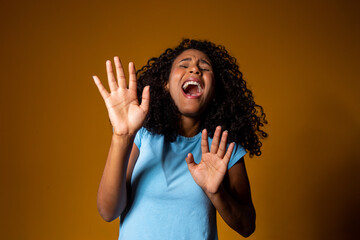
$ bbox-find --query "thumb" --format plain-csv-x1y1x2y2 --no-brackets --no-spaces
185,153,197,170
140,86,150,113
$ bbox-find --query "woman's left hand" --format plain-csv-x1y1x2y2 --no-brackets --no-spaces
185,126,235,195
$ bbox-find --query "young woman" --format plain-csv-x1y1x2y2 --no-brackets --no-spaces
93,39,267,239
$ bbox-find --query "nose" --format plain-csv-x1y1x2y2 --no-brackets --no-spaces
189,65,201,75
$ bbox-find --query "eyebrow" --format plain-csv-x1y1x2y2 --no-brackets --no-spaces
179,58,212,66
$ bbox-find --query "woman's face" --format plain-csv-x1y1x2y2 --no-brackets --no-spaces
166,49,215,118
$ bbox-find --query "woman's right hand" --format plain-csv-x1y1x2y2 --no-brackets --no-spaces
93,57,150,136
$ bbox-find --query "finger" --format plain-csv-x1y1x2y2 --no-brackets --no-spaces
128,62,137,92
217,130,229,158
93,75,110,100
114,56,127,88
185,153,197,169
139,86,150,113
223,142,235,166
201,129,209,153
106,60,118,92
210,126,222,154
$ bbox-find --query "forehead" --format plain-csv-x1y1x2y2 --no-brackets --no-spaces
174,49,211,63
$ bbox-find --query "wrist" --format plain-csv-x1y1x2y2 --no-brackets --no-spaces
111,132,136,144
205,184,225,200
111,125,140,139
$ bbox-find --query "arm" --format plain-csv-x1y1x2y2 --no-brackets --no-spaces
93,57,149,222
207,160,255,237
185,126,255,237
97,138,139,222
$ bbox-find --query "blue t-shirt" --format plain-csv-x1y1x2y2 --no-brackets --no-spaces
118,128,247,240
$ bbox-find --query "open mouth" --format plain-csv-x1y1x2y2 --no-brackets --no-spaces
182,81,203,97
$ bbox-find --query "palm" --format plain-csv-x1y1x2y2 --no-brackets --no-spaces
93,57,150,136
189,152,228,194
105,88,146,135
186,127,235,195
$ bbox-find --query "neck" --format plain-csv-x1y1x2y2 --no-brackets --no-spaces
179,116,201,137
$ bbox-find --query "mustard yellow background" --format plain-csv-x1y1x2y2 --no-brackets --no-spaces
1,0,359,239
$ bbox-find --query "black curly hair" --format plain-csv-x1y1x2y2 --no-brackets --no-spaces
136,39,267,157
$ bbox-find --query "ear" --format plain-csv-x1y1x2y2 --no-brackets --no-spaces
164,82,169,91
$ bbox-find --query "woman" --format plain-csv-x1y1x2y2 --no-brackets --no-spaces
93,39,267,239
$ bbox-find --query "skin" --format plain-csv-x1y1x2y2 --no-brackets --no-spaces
166,49,215,136
93,50,255,237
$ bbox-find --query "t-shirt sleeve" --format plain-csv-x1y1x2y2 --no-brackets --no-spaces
134,127,145,149
227,143,247,169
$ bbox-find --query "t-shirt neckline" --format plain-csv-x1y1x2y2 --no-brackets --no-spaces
176,131,202,142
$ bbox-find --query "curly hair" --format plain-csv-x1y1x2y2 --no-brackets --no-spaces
136,39,268,157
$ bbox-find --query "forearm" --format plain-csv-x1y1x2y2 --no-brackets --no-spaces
207,185,256,237
97,134,135,222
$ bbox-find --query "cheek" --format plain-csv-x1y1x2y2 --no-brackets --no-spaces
168,73,182,91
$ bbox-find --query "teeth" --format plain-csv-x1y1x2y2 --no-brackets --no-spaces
182,81,203,92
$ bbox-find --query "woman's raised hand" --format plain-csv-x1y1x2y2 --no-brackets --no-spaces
185,127,235,195
93,57,150,136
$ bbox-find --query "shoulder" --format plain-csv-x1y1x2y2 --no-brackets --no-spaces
134,127,150,148
228,142,247,169
134,127,166,149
